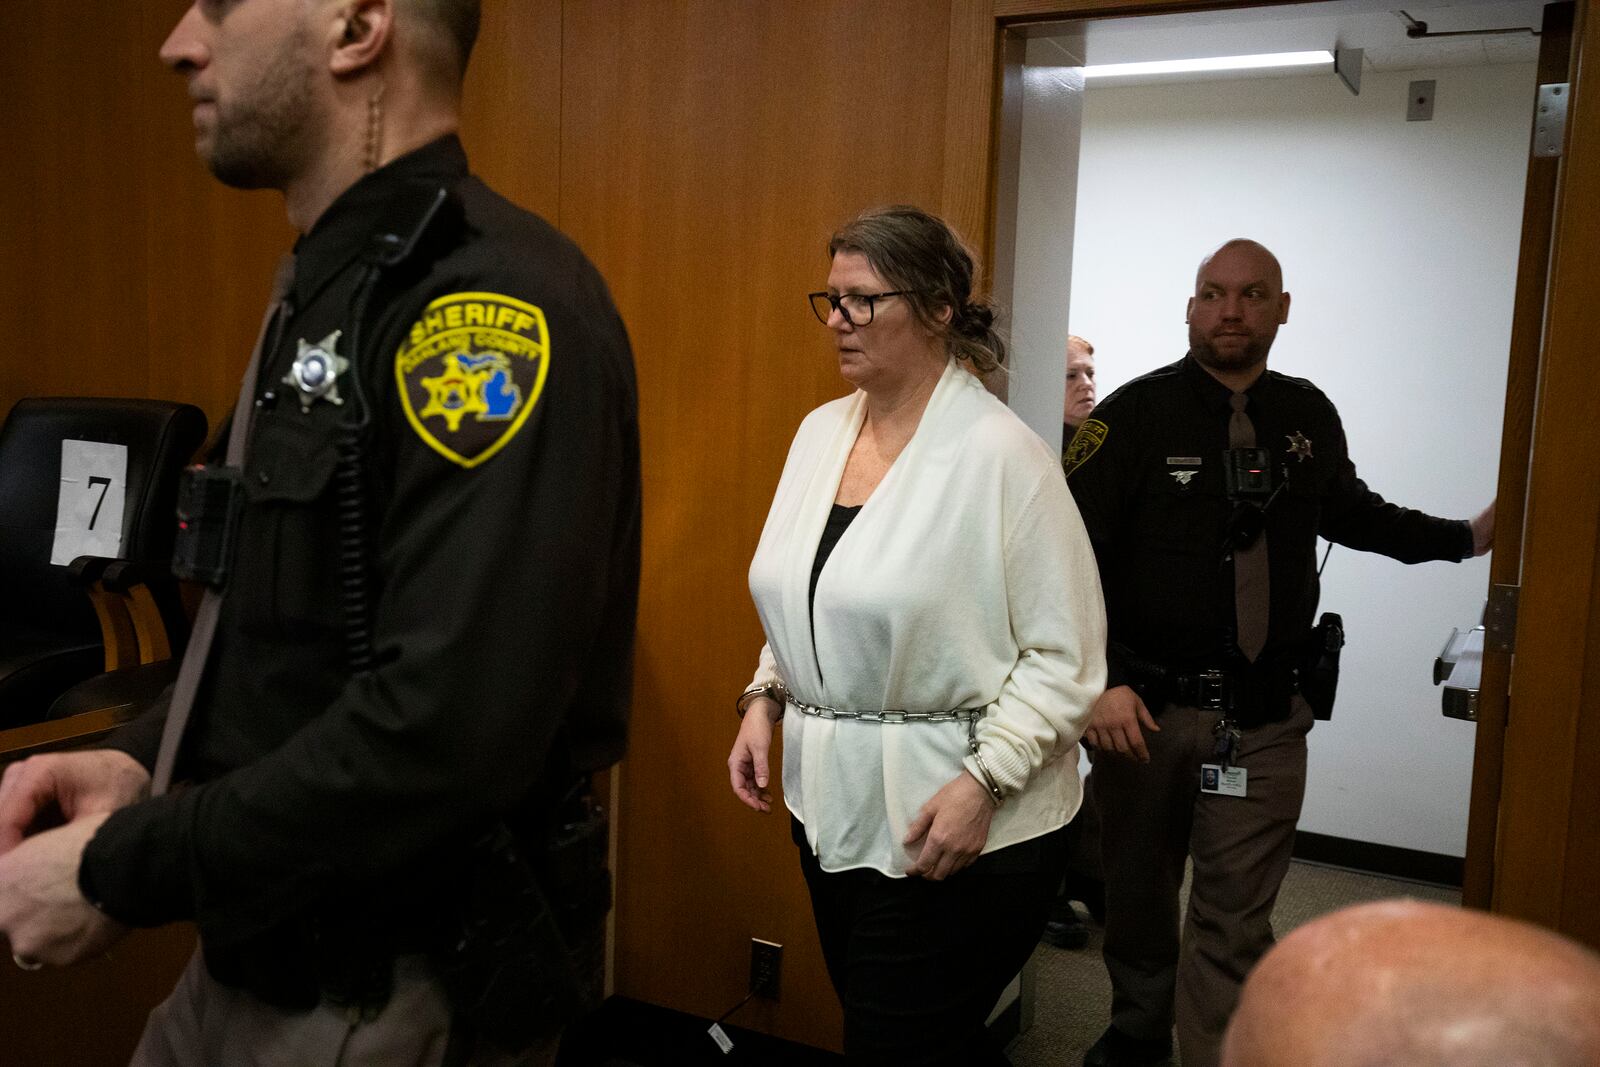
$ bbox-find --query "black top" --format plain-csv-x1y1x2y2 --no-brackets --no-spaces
810,502,862,615
84,136,641,1004
1067,354,1471,690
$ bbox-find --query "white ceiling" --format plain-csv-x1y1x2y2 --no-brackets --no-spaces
1062,0,1544,75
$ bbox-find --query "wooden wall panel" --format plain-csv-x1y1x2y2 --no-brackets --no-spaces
943,0,1001,250
0,3,153,411
0,926,194,1066
560,0,954,1049
459,0,563,220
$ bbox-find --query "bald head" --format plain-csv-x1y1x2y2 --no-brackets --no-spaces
1223,901,1600,1067
1196,239,1283,293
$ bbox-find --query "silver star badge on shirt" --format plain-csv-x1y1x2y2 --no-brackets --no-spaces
1286,431,1314,462
284,330,349,413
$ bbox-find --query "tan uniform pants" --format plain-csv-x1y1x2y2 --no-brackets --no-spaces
1090,696,1313,1067
129,949,560,1067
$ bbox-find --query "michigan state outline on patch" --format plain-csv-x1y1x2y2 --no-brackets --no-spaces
396,291,550,468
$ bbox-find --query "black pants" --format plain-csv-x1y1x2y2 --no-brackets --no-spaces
794,817,1067,1066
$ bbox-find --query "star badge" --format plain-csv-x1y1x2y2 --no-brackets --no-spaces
1286,430,1314,462
285,330,350,413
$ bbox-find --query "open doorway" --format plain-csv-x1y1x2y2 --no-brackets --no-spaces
1006,0,1537,868
994,2,1546,1058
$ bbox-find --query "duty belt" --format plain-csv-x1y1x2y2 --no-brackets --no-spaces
1114,645,1299,725
788,699,985,724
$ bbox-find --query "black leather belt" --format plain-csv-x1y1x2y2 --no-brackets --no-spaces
1170,669,1233,711
1115,645,1298,725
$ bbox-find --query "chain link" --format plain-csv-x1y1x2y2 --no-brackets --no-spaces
788,699,984,724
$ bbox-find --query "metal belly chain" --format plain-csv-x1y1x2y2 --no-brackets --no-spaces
788,700,1007,806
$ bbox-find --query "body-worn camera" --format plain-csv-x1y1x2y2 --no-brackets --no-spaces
172,465,244,588
1223,447,1274,500
1221,448,1280,556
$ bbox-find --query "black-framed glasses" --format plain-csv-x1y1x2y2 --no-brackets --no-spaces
808,290,915,326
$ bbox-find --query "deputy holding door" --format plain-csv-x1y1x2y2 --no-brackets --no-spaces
1067,239,1493,1067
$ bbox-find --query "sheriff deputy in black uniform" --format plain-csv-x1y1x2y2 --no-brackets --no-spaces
1064,239,1493,1067
0,3,639,1065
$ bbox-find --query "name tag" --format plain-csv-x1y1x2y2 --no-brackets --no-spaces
1201,764,1247,797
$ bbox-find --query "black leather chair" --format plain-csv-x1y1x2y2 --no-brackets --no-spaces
0,398,206,729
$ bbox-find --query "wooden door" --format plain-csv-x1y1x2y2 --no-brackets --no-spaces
1462,1,1573,910
1488,0,1600,944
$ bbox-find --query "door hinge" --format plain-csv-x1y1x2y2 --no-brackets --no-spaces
1485,583,1520,653
1534,83,1570,158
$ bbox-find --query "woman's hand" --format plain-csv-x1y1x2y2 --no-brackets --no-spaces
903,771,996,880
728,697,781,812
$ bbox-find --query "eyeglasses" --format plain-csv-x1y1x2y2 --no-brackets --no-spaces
808,290,915,326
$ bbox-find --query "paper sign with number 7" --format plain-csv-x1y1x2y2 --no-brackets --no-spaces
51,441,129,566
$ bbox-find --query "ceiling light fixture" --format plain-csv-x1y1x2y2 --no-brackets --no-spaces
1082,50,1335,80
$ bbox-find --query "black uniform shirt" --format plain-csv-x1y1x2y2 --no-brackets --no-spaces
81,136,640,994
1066,354,1471,689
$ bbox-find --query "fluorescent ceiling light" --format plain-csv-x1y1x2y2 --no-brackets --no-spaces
1082,50,1335,80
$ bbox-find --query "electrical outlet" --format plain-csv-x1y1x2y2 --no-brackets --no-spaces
749,938,783,999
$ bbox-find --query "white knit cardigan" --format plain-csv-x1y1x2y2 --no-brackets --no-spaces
747,358,1108,876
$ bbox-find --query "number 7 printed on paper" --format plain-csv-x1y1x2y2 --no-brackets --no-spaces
50,441,129,566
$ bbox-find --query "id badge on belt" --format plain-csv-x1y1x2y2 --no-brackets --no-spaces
1200,763,1247,797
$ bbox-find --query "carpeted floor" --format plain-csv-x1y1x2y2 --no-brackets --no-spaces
1007,860,1460,1065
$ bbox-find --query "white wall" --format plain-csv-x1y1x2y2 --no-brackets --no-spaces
1063,62,1535,855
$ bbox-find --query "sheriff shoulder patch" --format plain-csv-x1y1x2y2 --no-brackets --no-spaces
396,292,550,468
1061,418,1109,478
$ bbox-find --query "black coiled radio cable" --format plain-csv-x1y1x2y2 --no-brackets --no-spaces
331,186,449,675
335,264,383,674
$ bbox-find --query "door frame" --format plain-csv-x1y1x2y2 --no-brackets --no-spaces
939,0,1600,944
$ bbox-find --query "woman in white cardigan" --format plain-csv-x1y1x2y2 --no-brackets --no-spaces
727,206,1106,1065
